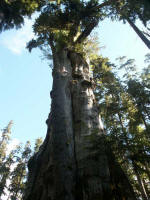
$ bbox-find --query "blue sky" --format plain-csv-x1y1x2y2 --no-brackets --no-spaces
0,17,149,146
100,19,149,68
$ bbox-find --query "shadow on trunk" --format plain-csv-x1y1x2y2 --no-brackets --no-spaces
23,50,137,200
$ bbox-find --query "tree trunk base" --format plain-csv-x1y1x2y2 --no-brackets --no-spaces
23,50,137,200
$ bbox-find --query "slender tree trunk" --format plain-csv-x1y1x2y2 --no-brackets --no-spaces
145,162,150,181
24,48,137,200
132,161,148,200
142,178,150,199
0,163,11,198
106,144,137,200
140,112,150,138
126,18,150,49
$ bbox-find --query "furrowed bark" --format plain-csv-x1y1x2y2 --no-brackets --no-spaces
69,51,111,200
24,49,76,200
24,48,137,200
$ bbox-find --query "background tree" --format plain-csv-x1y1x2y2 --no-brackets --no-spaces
0,121,13,197
33,137,43,153
8,142,32,200
92,54,150,199
0,122,43,200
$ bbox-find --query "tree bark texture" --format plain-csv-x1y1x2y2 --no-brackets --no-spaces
24,49,137,200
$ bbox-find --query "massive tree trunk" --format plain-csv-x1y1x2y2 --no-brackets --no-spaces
24,48,136,200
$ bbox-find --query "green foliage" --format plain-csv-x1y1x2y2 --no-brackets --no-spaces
8,141,32,200
26,0,105,54
92,54,150,199
34,137,43,153
0,121,13,161
1,0,150,51
0,123,43,200
0,0,42,32
0,121,15,197
106,0,150,26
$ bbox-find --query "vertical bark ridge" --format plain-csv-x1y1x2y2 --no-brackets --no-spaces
69,51,137,200
69,52,111,200
24,50,137,200
50,50,76,200
24,50,76,200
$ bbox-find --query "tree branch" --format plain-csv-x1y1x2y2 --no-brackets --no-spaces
143,31,150,38
96,0,113,10
74,0,113,44
74,20,98,44
126,17,150,50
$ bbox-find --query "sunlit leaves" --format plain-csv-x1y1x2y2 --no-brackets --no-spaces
92,54,150,198
0,0,42,32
